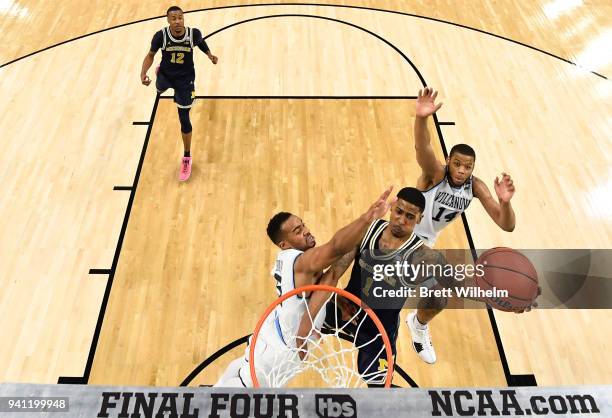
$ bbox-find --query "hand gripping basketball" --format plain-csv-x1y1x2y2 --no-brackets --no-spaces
475,248,540,313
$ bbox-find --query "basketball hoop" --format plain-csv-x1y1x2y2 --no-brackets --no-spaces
249,284,394,388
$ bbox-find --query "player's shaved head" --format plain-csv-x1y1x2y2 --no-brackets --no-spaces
396,187,426,213
449,143,476,160
167,6,183,15
267,212,293,244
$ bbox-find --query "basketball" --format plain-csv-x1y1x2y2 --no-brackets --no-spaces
475,247,539,312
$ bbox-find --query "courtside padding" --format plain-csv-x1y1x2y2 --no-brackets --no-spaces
0,383,609,417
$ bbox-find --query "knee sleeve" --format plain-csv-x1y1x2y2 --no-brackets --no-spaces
178,108,192,133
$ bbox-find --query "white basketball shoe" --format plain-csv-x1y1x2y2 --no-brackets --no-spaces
406,311,437,364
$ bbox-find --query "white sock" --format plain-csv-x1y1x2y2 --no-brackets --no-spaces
413,312,428,330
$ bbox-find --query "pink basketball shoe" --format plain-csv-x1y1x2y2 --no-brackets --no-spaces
179,157,192,181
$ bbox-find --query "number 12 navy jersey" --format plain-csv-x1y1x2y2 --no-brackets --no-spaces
150,27,207,80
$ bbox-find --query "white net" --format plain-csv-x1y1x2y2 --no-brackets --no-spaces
251,290,392,388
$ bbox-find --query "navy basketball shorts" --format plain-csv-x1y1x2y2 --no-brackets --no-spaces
323,299,398,382
156,71,195,109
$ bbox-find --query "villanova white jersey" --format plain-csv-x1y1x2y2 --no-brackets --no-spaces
414,168,474,246
268,249,326,347
219,248,324,387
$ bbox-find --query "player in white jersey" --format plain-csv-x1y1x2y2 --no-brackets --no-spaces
406,87,517,364
214,187,396,387
414,166,474,247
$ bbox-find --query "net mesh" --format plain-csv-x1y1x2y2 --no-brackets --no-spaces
253,291,392,388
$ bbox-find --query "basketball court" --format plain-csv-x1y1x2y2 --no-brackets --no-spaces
1,0,610,408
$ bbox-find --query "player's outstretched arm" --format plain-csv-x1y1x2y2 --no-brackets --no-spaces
295,249,356,348
140,50,155,86
414,87,445,184
473,174,516,232
294,187,396,281
308,247,357,318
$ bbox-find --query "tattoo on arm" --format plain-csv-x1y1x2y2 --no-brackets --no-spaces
332,249,356,280
410,246,457,288
411,246,446,266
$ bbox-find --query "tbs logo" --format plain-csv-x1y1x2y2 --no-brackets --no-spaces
315,394,356,418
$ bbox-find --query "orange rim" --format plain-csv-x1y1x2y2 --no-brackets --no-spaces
249,284,394,388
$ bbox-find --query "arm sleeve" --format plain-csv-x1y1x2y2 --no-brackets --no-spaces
192,28,211,53
150,30,163,52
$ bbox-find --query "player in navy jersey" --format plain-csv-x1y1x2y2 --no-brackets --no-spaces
297,188,535,386
140,6,218,181
318,187,452,385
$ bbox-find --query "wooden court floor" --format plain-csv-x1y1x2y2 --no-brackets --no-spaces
85,98,505,387
0,2,610,387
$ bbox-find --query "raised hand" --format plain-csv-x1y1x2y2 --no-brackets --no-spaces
494,172,515,203
416,87,443,118
366,186,396,221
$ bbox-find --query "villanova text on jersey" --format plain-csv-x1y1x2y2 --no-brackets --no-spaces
414,169,474,246
434,191,471,211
